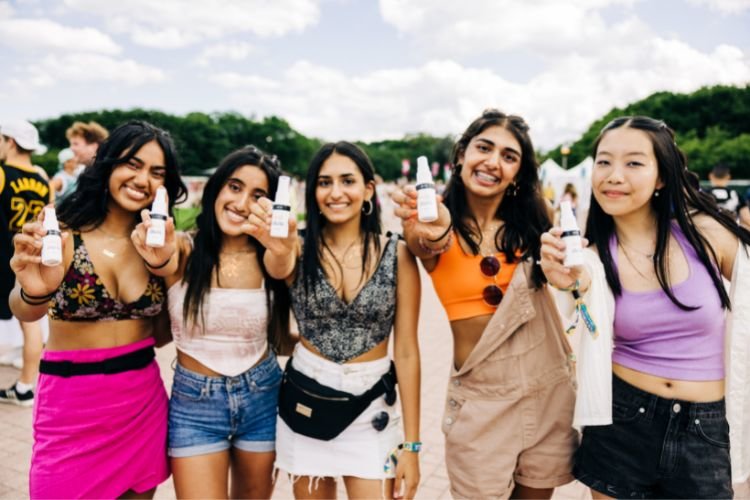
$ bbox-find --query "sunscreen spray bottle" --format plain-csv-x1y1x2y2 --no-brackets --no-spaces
41,207,62,266
270,176,291,238
416,156,438,222
146,187,168,248
560,201,584,267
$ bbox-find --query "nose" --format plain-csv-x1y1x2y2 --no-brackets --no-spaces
330,181,344,199
486,150,501,168
132,167,150,187
605,162,625,184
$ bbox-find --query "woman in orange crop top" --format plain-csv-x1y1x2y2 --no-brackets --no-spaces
9,121,187,499
393,109,577,499
133,146,294,499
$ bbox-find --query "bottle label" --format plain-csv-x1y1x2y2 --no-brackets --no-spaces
416,183,434,191
561,230,580,238
150,214,167,221
46,229,61,236
273,204,291,211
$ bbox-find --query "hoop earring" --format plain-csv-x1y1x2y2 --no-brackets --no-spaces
362,199,373,216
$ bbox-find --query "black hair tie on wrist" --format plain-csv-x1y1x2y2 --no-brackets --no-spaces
426,223,453,243
20,288,55,305
143,256,172,270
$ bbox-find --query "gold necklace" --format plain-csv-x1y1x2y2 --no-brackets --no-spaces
618,237,655,259
325,238,362,269
91,227,131,259
477,222,502,256
618,242,656,282
219,250,254,279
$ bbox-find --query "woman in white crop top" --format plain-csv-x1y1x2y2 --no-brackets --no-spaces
134,146,294,499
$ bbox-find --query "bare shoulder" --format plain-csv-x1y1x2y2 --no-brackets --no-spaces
692,213,738,252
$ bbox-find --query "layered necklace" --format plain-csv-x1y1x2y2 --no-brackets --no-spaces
219,249,254,279
93,226,131,259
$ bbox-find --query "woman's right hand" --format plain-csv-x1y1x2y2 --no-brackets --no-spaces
391,185,451,241
243,197,298,257
539,227,586,289
9,216,69,296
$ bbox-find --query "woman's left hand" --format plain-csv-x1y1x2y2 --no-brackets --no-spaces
393,450,420,499
242,197,298,257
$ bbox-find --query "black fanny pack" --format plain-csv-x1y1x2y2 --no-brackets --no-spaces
278,357,397,441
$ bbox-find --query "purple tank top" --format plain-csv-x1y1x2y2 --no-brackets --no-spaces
611,223,725,381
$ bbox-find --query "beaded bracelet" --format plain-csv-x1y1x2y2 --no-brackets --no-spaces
20,288,55,306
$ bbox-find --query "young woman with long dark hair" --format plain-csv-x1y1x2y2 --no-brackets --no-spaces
540,116,750,498
392,109,577,499
133,146,294,499
246,141,422,499
9,120,187,499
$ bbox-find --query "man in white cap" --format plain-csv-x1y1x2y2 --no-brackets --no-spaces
0,120,50,406
50,147,80,201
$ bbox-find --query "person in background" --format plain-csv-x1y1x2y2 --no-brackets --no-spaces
50,148,80,202
66,120,108,168
0,120,50,407
707,164,741,217
740,188,750,229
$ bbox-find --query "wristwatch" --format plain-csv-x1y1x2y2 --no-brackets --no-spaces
402,441,422,452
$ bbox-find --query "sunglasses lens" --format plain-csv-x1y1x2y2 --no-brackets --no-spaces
480,256,500,276
483,285,503,306
372,411,389,431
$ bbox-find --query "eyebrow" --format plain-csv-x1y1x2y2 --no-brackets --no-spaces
130,155,166,169
597,151,648,157
318,173,355,179
475,138,521,157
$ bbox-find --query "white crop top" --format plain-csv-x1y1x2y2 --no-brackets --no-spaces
168,281,268,376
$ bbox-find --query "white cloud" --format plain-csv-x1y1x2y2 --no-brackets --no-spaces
209,39,750,150
194,42,256,67
0,17,120,54
63,0,321,48
379,0,644,56
18,53,165,87
687,0,750,12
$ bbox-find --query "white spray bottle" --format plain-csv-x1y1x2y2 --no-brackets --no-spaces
560,201,584,267
416,156,438,222
41,207,62,266
270,176,291,238
146,187,168,248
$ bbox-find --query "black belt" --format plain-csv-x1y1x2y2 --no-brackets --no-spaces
39,345,155,377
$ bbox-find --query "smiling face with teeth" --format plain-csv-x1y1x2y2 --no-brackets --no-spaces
107,140,167,213
215,165,270,237
458,125,522,200
315,152,375,226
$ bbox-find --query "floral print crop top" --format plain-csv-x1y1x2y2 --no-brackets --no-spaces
47,232,165,321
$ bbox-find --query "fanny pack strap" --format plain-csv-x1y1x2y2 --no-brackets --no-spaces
286,356,397,403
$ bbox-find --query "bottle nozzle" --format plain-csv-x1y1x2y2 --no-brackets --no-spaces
416,156,432,184
152,186,168,214
43,207,59,230
560,201,578,230
275,176,291,205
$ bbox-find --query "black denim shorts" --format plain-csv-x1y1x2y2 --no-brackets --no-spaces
574,374,732,499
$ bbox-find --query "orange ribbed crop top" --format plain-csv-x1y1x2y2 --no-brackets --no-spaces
428,233,519,321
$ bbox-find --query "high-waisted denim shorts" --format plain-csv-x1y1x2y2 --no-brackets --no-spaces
574,374,732,499
168,352,283,458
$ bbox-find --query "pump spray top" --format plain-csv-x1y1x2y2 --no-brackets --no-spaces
41,207,62,266
270,176,291,238
416,156,438,222
146,187,168,248
560,201,584,267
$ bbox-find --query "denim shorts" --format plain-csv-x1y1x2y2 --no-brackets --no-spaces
574,374,732,499
168,352,283,458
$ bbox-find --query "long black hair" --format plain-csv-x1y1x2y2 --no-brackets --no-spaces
182,146,292,354
444,108,551,288
302,141,382,292
57,120,187,229
585,116,750,310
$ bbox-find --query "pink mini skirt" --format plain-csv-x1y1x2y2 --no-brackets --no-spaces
30,337,169,499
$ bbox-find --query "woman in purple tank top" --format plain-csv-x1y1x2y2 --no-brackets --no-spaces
540,116,750,499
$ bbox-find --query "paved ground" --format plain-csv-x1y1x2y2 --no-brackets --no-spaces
0,198,747,498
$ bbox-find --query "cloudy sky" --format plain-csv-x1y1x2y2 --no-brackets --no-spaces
1,0,748,150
